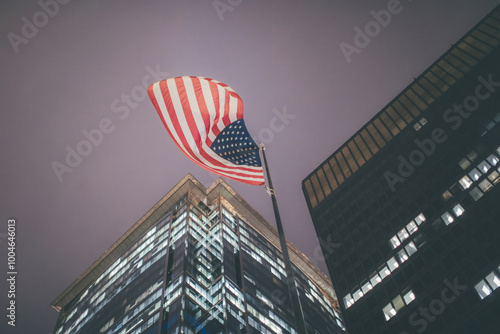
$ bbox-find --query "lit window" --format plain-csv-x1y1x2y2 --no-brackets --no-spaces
478,161,491,174
403,290,416,304
361,281,373,294
497,146,500,155
397,229,410,243
478,179,493,192
452,204,464,217
469,168,481,181
469,187,483,201
405,241,418,257
459,158,471,170
459,175,473,190
353,289,363,302
343,294,354,308
488,171,500,184
441,212,454,225
406,221,418,235
387,257,399,272
379,265,391,280
390,235,401,249
414,214,426,225
398,249,409,263
370,273,382,287
383,303,397,321
442,190,453,201
475,280,492,299
485,272,500,290
392,295,405,311
487,154,499,166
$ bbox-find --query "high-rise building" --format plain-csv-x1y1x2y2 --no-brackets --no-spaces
51,174,345,334
302,6,500,334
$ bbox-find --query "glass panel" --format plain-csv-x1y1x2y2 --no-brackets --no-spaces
459,158,471,170
414,213,426,225
451,48,478,67
386,106,407,130
488,170,500,184
399,94,422,117
410,83,434,106
392,100,416,123
348,141,366,167
370,272,382,287
437,59,463,80
336,152,352,179
475,280,492,299
459,175,473,190
390,235,401,249
329,156,345,184
387,257,399,272
353,289,363,302
452,204,465,217
304,179,318,208
402,89,426,114
342,146,359,173
315,168,331,197
354,135,373,160
379,111,400,136
444,53,470,73
431,66,456,86
406,221,418,235
360,129,380,154
403,291,416,305
464,35,493,54
469,187,483,201
310,174,325,204
468,168,482,181
361,281,373,295
478,161,491,174
478,179,493,192
397,228,410,243
398,249,409,263
343,294,354,308
405,241,418,257
424,71,449,94
379,265,391,280
458,41,486,60
486,272,500,290
383,303,396,321
441,212,454,225
373,118,393,142
393,295,405,311
322,164,338,191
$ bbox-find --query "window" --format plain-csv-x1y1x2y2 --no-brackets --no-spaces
415,214,426,225
343,294,354,308
382,290,416,321
387,257,399,272
398,249,409,263
441,212,454,225
459,158,471,170
406,221,418,234
452,204,465,217
488,170,500,184
478,161,491,174
478,179,493,192
487,154,499,166
469,168,481,181
361,281,373,294
397,229,410,243
459,175,473,190
486,272,500,290
370,272,382,287
353,289,363,302
379,265,391,280
390,235,401,249
475,280,492,299
405,242,418,257
469,187,484,201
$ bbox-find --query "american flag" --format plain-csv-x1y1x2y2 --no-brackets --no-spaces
148,76,265,185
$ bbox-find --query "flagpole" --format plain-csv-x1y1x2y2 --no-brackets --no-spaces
259,143,308,334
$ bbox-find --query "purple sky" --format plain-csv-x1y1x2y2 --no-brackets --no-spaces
1,0,500,333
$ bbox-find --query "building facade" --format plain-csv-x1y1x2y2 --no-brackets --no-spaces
51,174,345,334
302,6,500,334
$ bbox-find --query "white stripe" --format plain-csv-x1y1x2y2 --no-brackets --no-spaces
182,77,208,145
228,95,238,124
200,79,217,143
216,84,227,134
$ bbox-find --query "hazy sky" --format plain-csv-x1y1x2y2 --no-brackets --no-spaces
1,0,499,333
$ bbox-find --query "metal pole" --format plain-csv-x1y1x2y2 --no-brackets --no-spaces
259,144,308,334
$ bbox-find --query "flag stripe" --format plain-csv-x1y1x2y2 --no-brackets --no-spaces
148,77,265,185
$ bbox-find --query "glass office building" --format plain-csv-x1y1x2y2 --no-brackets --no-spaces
303,6,500,334
51,174,345,334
